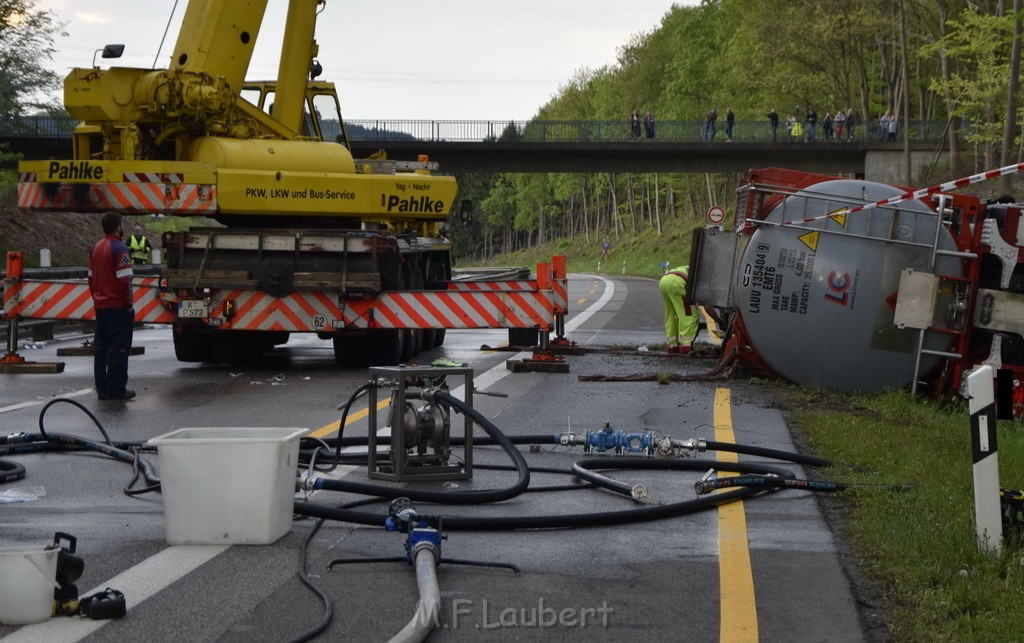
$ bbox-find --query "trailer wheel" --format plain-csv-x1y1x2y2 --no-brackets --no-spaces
173,324,211,362
420,328,436,351
332,334,367,367
508,328,539,347
433,329,446,347
368,329,404,366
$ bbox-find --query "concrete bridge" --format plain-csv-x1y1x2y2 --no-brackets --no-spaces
2,116,952,184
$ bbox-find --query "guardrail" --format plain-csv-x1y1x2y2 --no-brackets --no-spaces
3,115,960,145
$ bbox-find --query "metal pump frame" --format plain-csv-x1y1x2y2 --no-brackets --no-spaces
367,365,474,482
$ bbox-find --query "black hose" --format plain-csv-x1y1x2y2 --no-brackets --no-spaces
702,440,832,467
39,398,114,445
0,459,26,484
332,382,372,468
295,458,793,531
313,390,530,505
699,475,848,494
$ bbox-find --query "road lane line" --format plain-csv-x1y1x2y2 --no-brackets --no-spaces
1,545,228,643
309,399,391,439
3,275,622,642
0,388,94,414
714,387,758,642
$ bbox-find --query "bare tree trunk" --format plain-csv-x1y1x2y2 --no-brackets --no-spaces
899,0,912,183
626,175,638,233
607,173,621,238
1004,0,1022,191
654,174,663,235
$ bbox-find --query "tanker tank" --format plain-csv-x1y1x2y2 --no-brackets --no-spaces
734,178,964,392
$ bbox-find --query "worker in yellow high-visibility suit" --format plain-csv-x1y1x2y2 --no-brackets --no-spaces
659,265,699,354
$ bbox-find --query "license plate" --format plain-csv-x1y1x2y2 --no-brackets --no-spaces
177,299,210,318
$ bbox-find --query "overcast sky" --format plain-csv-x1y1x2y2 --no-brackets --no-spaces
36,0,684,121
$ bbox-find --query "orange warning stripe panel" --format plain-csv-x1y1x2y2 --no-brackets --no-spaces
208,289,556,332
17,182,216,215
122,172,185,183
448,280,533,292
3,278,175,324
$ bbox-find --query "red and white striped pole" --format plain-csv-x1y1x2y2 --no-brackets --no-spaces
968,365,1003,555
746,161,1024,231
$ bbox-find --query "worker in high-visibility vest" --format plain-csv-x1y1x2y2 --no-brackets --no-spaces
127,224,153,265
658,265,699,354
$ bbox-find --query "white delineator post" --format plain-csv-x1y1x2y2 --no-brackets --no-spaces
968,366,1002,555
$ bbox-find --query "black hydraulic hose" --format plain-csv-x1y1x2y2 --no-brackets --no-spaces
0,459,26,484
295,458,793,531
312,390,530,505
39,397,114,445
12,431,160,495
332,382,372,468
702,440,832,467
697,475,848,494
570,463,635,497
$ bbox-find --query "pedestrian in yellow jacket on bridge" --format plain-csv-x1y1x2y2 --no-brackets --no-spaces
659,266,699,354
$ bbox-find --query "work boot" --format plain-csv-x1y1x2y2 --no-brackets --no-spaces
678,345,691,355
100,390,136,401
666,345,680,354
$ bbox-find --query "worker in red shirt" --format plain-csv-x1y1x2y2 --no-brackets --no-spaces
659,265,699,354
88,212,136,400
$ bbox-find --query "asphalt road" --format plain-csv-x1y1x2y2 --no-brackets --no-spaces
0,274,868,642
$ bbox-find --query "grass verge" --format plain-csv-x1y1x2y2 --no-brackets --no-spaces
776,384,1024,640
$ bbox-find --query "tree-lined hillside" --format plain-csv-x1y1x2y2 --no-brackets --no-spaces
453,0,1024,261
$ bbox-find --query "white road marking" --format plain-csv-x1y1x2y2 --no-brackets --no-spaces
0,389,95,414
0,545,228,643
2,275,618,642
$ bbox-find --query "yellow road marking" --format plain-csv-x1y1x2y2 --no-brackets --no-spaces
309,399,391,439
577,297,588,304
714,387,758,642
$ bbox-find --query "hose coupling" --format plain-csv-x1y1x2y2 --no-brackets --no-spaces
672,438,705,452
2,432,31,445
694,468,717,495
654,437,676,458
630,484,663,505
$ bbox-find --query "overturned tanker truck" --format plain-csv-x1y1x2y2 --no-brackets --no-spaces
689,166,1024,412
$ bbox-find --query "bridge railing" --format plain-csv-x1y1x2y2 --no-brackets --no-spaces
3,114,957,145
344,118,955,144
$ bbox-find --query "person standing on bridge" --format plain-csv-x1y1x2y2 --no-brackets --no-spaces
833,109,846,141
127,223,153,265
630,110,641,139
659,266,699,354
725,108,735,142
768,108,779,141
703,108,717,142
845,108,857,141
88,212,136,401
644,111,656,140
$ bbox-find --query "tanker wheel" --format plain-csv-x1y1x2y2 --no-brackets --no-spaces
433,329,446,347
172,324,211,362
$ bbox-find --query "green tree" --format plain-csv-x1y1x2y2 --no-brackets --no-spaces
0,0,66,121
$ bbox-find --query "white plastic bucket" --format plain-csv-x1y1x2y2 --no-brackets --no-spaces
0,545,58,625
147,427,309,545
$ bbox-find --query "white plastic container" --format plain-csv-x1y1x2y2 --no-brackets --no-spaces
0,545,58,625
147,427,309,545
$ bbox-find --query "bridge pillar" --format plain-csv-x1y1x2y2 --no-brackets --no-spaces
863,150,934,186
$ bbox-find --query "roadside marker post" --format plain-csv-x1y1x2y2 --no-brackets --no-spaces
968,365,1003,555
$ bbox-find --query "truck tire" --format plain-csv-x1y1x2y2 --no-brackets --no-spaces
332,333,367,367
173,325,211,362
433,328,446,347
508,328,539,347
368,329,403,366
420,328,436,351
